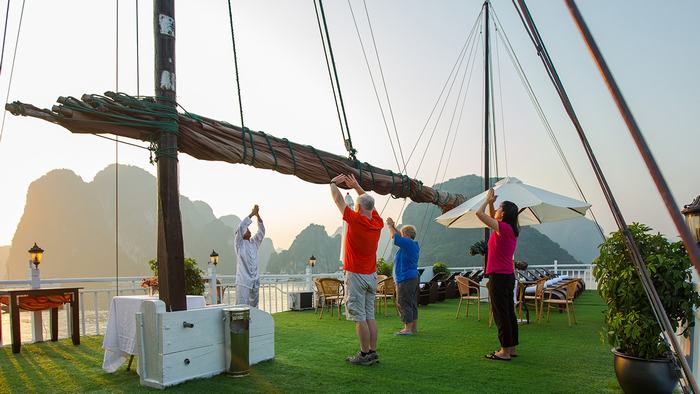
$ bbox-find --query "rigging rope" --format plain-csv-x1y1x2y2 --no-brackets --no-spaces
347,0,401,173
227,0,245,130
362,0,406,171
493,15,509,176
313,0,347,151
0,0,10,76
492,5,605,240
316,0,357,159
0,0,25,144
348,0,406,173
417,17,483,245
115,0,120,296
440,30,482,186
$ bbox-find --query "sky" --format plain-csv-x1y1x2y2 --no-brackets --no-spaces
0,0,698,252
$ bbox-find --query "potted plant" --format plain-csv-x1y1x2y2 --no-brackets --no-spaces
143,257,206,296
593,223,700,393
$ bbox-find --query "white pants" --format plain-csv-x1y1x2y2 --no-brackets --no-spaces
236,284,259,307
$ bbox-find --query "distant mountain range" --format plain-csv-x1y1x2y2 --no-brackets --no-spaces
4,165,276,279
2,166,602,279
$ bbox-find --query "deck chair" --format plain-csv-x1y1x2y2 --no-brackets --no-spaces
519,277,546,323
376,276,398,317
317,278,344,320
455,276,488,321
544,280,578,326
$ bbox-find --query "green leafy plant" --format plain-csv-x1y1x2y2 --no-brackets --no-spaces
433,262,449,278
469,240,488,256
147,257,206,296
593,223,700,359
377,258,394,277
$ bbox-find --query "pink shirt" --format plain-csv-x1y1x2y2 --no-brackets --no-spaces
486,221,517,275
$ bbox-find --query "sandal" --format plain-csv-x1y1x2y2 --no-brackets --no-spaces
484,351,511,361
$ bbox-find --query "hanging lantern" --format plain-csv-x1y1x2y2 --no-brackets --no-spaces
209,250,220,266
308,255,317,268
682,196,700,244
28,242,44,268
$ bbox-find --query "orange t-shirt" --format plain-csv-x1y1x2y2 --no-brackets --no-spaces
343,206,384,274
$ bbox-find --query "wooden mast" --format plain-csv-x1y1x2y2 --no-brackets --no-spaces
482,0,491,267
154,0,186,311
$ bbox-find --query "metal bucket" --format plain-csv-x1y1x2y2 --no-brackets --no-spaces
223,306,250,377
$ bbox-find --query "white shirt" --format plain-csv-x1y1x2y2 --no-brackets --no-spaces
235,216,265,289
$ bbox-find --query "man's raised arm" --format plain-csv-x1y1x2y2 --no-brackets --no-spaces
330,174,349,214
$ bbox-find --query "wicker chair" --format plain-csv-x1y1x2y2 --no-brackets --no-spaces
519,277,546,323
455,276,488,321
375,276,398,317
317,278,344,320
544,280,578,326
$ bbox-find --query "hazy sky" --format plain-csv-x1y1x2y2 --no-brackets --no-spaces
0,0,698,251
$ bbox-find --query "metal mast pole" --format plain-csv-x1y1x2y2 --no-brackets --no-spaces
483,0,492,267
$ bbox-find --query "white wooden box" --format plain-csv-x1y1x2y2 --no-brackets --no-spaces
135,301,274,389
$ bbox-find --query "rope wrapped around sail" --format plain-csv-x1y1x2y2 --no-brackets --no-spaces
6,92,466,212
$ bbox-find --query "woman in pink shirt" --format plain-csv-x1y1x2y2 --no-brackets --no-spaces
476,188,520,361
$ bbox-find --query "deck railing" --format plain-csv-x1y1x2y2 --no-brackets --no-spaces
439,263,597,290
0,272,343,338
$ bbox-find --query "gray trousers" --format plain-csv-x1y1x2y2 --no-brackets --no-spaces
396,277,420,324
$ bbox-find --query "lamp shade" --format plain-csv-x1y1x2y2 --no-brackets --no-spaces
309,255,317,267
209,250,219,265
682,196,700,244
28,243,44,266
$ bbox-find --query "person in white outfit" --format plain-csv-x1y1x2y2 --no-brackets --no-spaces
235,204,265,307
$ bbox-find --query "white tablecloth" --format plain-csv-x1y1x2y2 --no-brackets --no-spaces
102,295,206,372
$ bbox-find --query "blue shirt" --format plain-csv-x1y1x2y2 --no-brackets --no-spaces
393,234,420,284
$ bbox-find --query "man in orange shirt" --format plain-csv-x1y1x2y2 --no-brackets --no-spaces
330,173,383,366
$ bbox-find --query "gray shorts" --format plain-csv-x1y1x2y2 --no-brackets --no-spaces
344,271,377,321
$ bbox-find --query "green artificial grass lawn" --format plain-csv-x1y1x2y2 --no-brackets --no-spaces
0,291,620,393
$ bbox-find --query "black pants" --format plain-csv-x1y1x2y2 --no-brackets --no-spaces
487,273,519,348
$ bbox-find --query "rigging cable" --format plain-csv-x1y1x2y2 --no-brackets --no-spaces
0,0,10,76
316,0,356,159
416,17,482,245
0,0,25,144
135,0,140,96
376,8,483,217
347,0,402,173
227,0,245,130
493,12,509,176
313,0,348,154
115,0,120,296
512,1,699,391
491,5,605,239
362,0,406,171
440,32,483,186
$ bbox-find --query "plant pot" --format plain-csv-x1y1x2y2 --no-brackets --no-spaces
612,349,678,394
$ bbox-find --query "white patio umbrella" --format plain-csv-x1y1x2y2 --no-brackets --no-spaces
435,177,591,228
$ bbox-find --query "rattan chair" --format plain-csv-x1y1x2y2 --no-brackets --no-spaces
544,280,578,326
317,278,344,320
376,276,398,317
455,276,488,321
519,277,546,323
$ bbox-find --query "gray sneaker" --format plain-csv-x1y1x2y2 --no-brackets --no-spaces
367,351,379,364
346,351,375,366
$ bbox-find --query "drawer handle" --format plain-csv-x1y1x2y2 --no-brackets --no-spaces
183,321,194,328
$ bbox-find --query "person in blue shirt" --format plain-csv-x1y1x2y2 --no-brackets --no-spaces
386,217,420,336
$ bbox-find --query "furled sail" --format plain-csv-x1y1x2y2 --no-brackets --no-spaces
6,92,466,211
